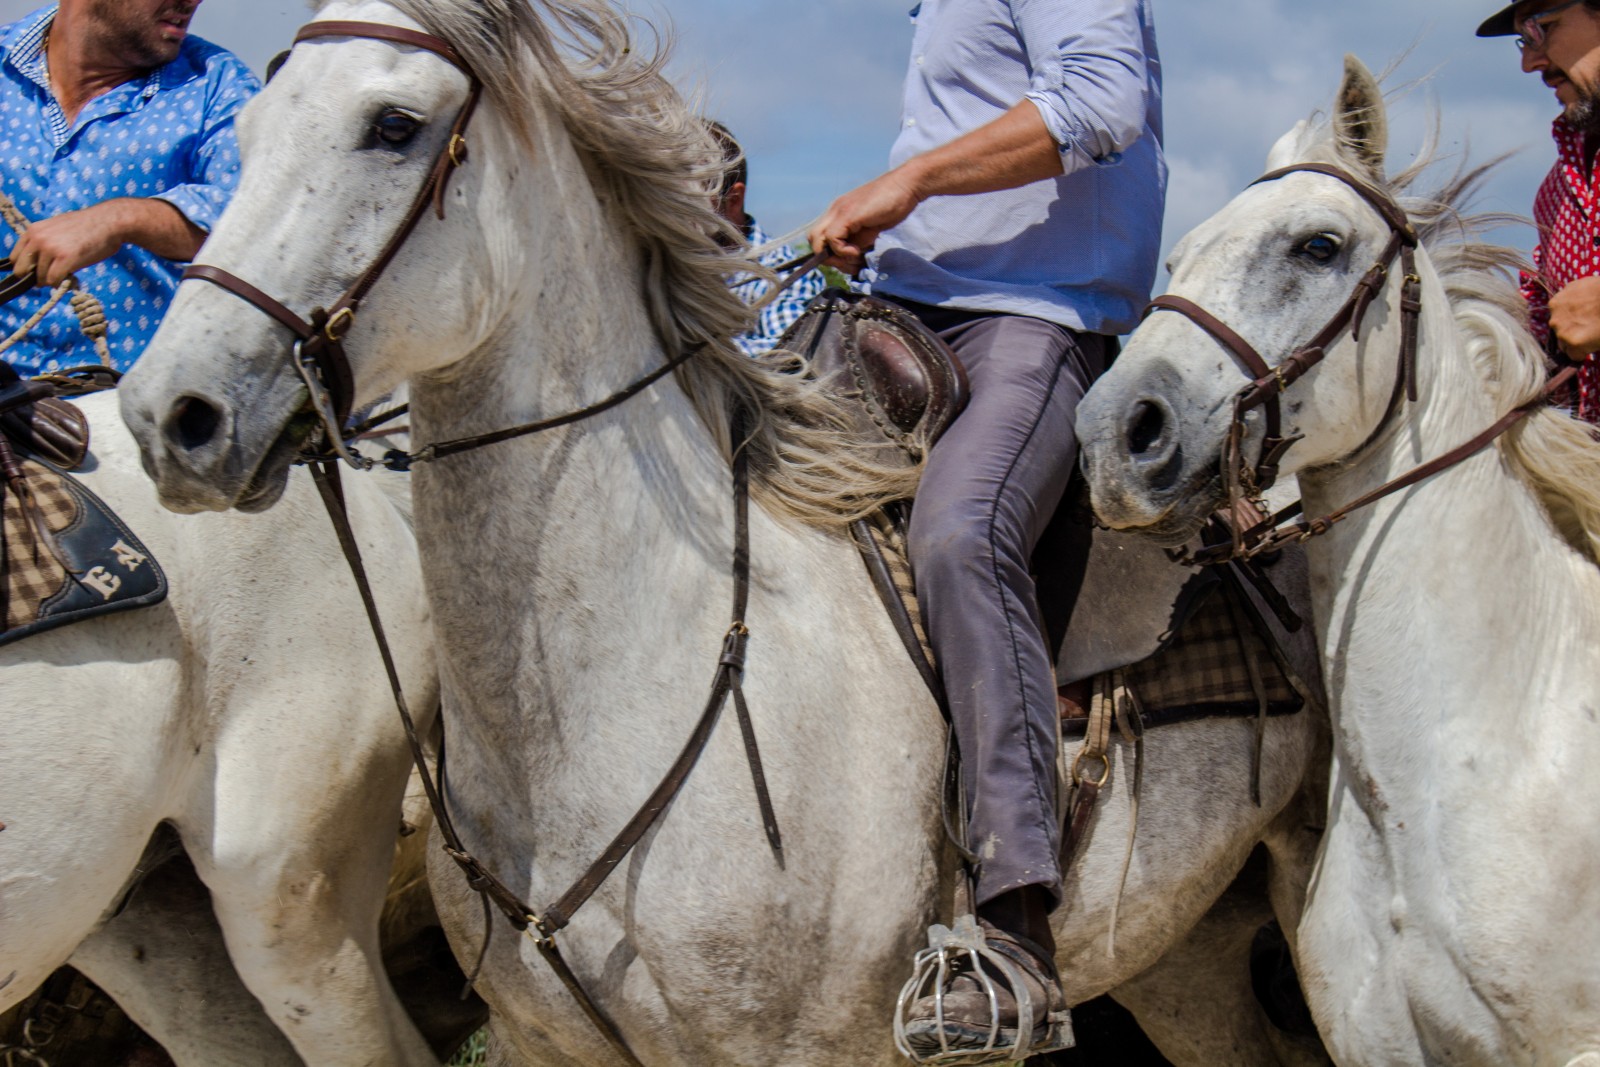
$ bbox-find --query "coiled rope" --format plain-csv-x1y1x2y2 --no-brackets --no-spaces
0,190,113,367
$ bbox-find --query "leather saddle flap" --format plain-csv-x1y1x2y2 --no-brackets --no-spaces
773,288,969,463
2,454,167,647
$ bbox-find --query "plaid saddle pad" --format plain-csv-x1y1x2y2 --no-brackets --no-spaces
2,455,166,647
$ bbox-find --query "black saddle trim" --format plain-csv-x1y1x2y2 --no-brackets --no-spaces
1,452,168,648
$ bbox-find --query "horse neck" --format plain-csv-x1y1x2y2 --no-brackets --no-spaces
1298,259,1600,742
405,116,740,731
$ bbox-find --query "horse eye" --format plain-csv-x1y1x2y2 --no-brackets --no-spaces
1297,234,1340,263
373,109,423,147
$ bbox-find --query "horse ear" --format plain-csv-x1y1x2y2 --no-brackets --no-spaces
1334,54,1387,180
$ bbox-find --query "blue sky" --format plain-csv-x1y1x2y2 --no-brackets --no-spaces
0,0,1558,266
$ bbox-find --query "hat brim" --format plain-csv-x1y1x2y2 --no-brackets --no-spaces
1477,4,1519,36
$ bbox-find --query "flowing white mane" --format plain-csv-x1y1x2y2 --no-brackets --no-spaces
375,0,922,529
1301,115,1600,563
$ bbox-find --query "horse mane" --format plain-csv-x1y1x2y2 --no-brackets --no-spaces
375,0,920,530
1303,114,1600,564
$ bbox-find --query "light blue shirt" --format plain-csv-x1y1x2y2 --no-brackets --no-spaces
0,4,258,375
864,0,1165,335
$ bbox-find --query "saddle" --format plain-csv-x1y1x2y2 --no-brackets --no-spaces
774,288,969,464
0,363,166,646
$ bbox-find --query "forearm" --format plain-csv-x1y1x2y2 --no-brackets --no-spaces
103,197,207,261
897,102,1064,201
7,197,206,286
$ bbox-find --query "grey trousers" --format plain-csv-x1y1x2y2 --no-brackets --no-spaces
894,299,1107,909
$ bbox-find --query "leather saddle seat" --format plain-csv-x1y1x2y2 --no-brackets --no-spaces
770,288,969,464
0,362,91,469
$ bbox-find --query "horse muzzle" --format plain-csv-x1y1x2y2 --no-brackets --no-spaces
1077,361,1228,543
119,360,309,513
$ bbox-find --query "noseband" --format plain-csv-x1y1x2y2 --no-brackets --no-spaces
182,21,483,465
1143,163,1424,563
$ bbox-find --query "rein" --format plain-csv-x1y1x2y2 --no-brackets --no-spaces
1143,163,1558,566
193,22,788,1065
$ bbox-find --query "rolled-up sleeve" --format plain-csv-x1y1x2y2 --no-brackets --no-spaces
152,54,258,235
1015,0,1152,174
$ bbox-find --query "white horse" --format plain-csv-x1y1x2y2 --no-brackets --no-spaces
0,389,442,1066
117,1,1327,1063
1078,56,1600,1066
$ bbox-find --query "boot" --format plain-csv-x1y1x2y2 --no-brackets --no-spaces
899,888,1070,1064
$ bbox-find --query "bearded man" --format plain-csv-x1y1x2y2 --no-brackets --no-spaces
0,0,257,375
1481,0,1600,419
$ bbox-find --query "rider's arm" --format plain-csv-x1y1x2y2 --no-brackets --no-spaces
7,198,205,286
7,49,259,287
148,49,260,247
808,0,1154,271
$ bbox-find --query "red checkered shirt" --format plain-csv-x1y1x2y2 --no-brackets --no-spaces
1524,116,1600,421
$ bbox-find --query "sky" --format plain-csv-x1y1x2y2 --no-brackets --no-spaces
0,0,1560,268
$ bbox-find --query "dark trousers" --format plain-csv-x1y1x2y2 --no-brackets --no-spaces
894,299,1107,909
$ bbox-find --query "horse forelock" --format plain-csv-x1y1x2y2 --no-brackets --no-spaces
1290,114,1600,564
334,0,917,531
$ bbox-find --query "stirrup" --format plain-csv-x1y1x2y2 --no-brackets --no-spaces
893,915,1074,1065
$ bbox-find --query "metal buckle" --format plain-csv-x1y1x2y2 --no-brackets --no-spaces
293,339,371,470
524,913,556,950
1070,750,1110,789
323,306,355,343
448,133,468,167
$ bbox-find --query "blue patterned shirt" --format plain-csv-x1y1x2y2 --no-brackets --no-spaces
731,218,825,356
0,5,258,375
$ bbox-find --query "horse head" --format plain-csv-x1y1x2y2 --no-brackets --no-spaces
119,0,552,513
1077,56,1426,544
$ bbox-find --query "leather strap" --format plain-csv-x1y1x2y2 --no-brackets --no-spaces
312,414,780,1067
0,269,35,308
294,20,469,68
387,344,705,469
183,265,313,340
183,21,482,427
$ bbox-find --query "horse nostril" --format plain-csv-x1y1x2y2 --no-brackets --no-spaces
168,395,223,452
1128,400,1167,457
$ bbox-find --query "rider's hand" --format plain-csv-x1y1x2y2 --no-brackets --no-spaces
1548,275,1600,359
7,202,130,287
807,167,924,276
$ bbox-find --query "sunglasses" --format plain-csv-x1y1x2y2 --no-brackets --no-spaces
1518,0,1587,51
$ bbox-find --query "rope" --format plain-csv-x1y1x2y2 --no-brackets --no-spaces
0,189,113,366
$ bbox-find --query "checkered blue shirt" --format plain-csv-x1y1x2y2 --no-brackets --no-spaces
0,5,258,375
730,218,825,356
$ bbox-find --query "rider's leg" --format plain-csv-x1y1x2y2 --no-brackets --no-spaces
897,304,1107,1051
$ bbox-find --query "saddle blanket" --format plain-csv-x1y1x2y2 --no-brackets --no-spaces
2,456,166,647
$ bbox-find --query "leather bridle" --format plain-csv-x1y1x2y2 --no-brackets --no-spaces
1144,162,1582,567
1144,164,1427,564
182,20,483,467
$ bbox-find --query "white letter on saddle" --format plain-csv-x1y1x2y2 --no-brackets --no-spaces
111,540,149,571
83,566,122,600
